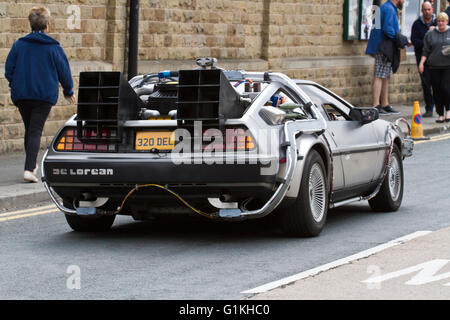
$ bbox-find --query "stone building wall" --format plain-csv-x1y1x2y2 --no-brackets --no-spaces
138,0,265,61
0,0,426,154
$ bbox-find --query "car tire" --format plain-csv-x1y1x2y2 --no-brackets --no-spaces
280,150,329,237
369,144,403,212
64,214,116,232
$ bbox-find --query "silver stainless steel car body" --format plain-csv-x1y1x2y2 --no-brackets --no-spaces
285,80,410,203
42,65,413,235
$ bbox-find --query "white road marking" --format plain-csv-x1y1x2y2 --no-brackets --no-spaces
241,230,432,294
362,259,450,286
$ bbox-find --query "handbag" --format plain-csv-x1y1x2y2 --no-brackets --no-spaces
442,45,450,56
378,35,394,62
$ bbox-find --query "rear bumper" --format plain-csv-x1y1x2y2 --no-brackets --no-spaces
43,152,280,207
43,153,278,186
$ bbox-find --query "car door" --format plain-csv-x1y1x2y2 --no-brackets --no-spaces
296,84,345,191
298,84,381,189
327,120,379,188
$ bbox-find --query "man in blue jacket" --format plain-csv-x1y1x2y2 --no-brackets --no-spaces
366,0,409,115
411,1,436,118
5,6,75,183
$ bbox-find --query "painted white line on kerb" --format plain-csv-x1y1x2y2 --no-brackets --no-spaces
241,230,432,294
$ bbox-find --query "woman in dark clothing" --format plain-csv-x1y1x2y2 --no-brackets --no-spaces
5,7,75,182
419,12,450,123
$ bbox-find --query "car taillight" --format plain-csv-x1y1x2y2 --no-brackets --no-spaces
202,128,256,151
231,133,255,151
55,128,117,152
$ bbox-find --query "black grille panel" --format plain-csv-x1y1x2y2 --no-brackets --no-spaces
76,72,142,143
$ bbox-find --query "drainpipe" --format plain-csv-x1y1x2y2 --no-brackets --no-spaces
128,0,139,80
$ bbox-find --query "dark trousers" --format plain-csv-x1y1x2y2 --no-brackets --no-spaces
419,65,434,113
429,68,450,117
17,100,52,171
415,55,434,113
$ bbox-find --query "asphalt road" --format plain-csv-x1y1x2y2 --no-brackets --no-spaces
0,136,449,300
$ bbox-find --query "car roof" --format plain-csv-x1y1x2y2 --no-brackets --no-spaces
293,79,321,86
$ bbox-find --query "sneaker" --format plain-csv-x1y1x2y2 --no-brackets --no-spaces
382,105,400,115
24,170,39,183
374,105,389,115
33,165,38,176
422,111,433,118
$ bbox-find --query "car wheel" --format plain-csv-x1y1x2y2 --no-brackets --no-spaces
280,150,328,237
369,144,403,212
64,214,116,232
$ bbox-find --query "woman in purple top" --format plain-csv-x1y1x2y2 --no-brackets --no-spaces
419,13,450,123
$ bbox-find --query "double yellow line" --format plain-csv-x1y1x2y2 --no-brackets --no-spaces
0,204,57,223
415,133,450,144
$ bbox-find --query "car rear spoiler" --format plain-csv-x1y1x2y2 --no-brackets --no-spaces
76,71,143,143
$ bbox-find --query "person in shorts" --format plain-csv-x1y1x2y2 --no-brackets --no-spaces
365,0,411,115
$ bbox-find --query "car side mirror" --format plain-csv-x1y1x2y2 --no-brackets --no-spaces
349,108,379,124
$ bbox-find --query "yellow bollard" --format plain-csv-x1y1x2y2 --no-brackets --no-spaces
410,101,429,140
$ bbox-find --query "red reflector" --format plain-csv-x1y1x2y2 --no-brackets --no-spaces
97,144,108,151
280,157,286,163
84,144,97,150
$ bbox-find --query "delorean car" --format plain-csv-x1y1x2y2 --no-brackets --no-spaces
42,58,413,236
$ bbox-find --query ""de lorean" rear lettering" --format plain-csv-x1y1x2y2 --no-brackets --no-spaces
52,168,113,176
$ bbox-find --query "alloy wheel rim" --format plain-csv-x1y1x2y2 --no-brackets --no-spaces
388,153,401,201
308,163,326,222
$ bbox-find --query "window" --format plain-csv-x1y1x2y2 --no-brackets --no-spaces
401,0,441,53
297,84,352,121
265,88,311,120
344,0,360,40
360,0,375,40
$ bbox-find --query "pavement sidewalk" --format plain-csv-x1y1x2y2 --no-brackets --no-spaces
247,226,450,300
0,104,447,211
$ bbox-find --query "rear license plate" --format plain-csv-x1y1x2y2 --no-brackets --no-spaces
135,131,175,150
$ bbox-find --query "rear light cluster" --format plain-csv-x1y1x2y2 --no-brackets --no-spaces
202,129,255,151
55,128,117,152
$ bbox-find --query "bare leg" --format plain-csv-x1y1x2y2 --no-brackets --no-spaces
381,78,389,107
372,77,382,107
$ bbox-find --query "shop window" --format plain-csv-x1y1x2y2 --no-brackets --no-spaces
401,0,440,53
347,0,440,45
